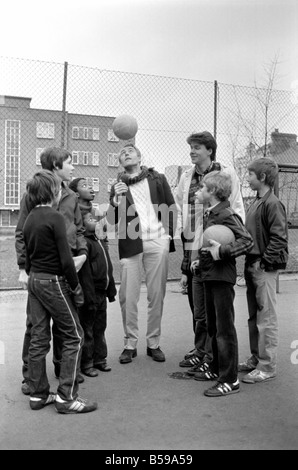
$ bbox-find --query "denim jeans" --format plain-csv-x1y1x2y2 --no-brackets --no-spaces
192,275,212,362
79,292,108,369
244,260,278,373
204,281,238,383
22,297,61,382
27,272,84,401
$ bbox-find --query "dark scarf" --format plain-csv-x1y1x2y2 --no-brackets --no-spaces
78,201,92,216
117,166,151,186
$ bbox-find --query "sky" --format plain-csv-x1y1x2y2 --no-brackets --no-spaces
0,0,298,91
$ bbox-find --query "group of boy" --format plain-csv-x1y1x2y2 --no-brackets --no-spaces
15,129,288,413
176,132,288,396
15,148,117,414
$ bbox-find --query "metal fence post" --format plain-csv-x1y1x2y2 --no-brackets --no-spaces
213,80,218,141
61,61,68,148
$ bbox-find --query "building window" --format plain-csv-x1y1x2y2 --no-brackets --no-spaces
107,153,119,167
107,128,119,142
36,148,44,165
85,177,99,192
93,128,100,140
36,122,55,139
107,178,117,192
72,151,79,165
83,152,88,165
92,178,99,192
92,152,99,166
5,120,20,205
72,126,100,140
72,127,79,139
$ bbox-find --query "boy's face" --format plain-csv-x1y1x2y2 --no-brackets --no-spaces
247,170,263,192
189,142,212,166
195,183,212,205
76,179,95,202
56,156,74,182
83,213,97,234
119,146,141,169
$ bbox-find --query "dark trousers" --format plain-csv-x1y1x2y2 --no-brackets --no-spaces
192,275,212,362
186,271,195,332
79,292,108,370
22,300,61,381
27,272,84,401
204,281,238,383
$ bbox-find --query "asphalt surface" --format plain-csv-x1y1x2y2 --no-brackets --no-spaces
0,276,298,451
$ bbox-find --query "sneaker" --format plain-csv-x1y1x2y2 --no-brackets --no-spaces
194,370,218,381
78,373,85,384
242,369,276,384
147,347,165,362
204,380,240,397
81,368,98,377
94,363,112,372
179,355,202,368
186,361,209,376
55,396,98,414
21,381,30,396
238,357,257,372
119,348,137,364
184,348,198,360
30,392,56,410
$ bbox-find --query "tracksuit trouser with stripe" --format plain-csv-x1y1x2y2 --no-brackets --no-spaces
27,272,84,401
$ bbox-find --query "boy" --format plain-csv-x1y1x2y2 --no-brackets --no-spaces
23,170,97,413
191,171,253,397
239,157,288,384
175,131,245,369
69,178,117,376
15,147,88,394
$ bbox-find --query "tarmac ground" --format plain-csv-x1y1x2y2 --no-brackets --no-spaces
0,275,298,451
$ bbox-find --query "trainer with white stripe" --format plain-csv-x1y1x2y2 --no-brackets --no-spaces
55,395,98,414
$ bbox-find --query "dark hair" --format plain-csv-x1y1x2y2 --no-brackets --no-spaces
26,170,61,207
202,171,232,201
247,157,278,187
40,147,72,171
186,131,217,160
68,177,86,193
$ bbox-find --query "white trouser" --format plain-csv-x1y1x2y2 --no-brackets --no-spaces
119,238,170,349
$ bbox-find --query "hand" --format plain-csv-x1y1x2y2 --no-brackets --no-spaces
179,274,188,289
190,260,200,273
71,283,84,307
114,182,128,197
202,239,221,260
73,254,87,272
18,270,29,290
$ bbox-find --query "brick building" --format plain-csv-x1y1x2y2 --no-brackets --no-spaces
0,95,131,231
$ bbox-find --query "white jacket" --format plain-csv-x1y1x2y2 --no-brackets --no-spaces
175,163,245,241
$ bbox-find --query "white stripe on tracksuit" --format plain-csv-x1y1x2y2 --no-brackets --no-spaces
56,277,83,400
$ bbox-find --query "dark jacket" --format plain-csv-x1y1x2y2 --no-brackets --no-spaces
107,168,177,259
79,234,117,308
199,201,254,284
15,183,88,269
246,189,288,271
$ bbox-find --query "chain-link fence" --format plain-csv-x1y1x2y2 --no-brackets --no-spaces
1,56,298,292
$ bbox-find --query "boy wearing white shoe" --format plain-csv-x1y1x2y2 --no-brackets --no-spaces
240,157,288,384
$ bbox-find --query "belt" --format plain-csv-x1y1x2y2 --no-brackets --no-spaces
30,272,65,281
